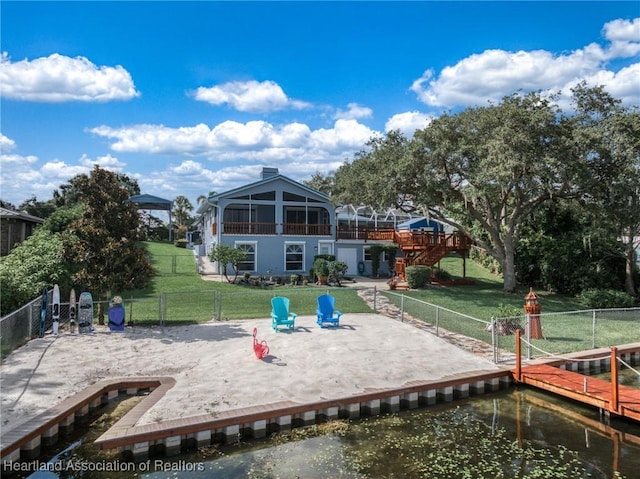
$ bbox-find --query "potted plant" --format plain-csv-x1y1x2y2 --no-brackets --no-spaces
313,257,330,285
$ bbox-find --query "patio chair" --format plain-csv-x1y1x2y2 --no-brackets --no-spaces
271,296,297,332
316,294,342,328
108,303,125,332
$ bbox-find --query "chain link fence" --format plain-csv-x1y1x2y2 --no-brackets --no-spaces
3,286,639,363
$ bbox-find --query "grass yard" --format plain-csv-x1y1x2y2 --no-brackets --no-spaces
118,242,371,324
114,242,639,357
400,255,585,320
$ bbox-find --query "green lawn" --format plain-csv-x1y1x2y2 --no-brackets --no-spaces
117,242,586,326
112,242,638,355
396,255,585,321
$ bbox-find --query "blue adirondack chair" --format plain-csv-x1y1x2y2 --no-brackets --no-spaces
108,304,125,332
316,294,342,328
271,296,297,332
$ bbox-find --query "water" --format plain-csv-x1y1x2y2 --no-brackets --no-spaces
5,370,639,479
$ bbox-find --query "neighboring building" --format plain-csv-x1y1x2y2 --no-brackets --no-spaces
396,216,450,234
195,168,336,276
0,207,44,256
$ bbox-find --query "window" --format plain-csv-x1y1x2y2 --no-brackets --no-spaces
364,246,386,262
283,191,307,202
285,243,304,271
235,242,256,271
318,241,333,256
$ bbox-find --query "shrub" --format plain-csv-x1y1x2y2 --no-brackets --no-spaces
405,265,431,289
174,238,188,248
290,274,299,285
577,289,635,309
328,260,348,286
313,257,330,278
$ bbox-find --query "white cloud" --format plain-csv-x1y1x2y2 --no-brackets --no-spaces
334,103,373,120
603,18,640,42
193,80,311,113
0,52,139,102
385,112,433,137
411,17,640,109
90,118,377,162
0,133,17,152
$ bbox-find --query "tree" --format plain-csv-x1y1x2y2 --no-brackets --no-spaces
515,200,625,295
303,172,336,198
570,83,640,297
18,196,57,219
0,228,70,315
208,244,247,283
172,195,193,239
336,92,579,292
53,171,140,207
62,166,153,322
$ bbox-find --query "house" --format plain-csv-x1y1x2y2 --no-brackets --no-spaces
193,168,471,279
0,207,44,256
195,168,336,276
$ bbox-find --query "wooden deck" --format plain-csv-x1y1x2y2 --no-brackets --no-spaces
516,364,640,422
514,331,640,422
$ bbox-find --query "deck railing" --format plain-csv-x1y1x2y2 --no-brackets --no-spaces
282,223,331,236
336,226,395,241
222,222,277,235
220,222,331,236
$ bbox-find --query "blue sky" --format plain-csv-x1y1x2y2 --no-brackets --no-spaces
1,1,639,212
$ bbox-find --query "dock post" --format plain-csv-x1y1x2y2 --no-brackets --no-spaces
611,346,619,414
515,329,521,382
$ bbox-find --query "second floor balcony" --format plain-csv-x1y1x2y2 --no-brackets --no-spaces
220,222,332,236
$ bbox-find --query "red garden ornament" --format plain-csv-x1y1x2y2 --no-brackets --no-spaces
253,328,269,359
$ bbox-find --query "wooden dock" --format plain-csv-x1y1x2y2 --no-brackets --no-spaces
514,330,640,422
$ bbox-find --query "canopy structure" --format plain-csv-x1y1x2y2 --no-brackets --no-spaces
126,194,174,241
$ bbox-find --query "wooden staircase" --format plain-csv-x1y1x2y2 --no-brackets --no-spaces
393,231,471,280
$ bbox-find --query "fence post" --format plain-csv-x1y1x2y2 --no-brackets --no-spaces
159,294,165,326
28,301,33,338
373,286,377,313
592,310,597,349
400,294,405,322
492,318,497,364
217,291,223,321
435,306,440,337
525,315,531,360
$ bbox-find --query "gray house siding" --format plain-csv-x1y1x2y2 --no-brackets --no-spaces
196,170,334,276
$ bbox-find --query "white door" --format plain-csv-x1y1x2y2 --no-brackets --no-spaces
336,247,358,276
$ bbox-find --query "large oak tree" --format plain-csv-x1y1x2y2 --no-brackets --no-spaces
336,92,581,293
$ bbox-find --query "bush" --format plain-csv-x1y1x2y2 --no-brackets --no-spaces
174,238,188,248
328,260,348,286
405,265,431,289
577,289,635,309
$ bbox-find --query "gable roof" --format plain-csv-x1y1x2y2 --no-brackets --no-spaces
208,174,330,203
0,207,44,224
126,194,173,211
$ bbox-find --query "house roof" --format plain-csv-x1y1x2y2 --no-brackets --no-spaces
196,174,330,215
0,207,44,223
126,194,173,211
